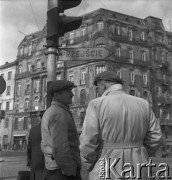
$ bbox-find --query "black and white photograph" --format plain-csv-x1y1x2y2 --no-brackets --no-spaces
0,0,172,179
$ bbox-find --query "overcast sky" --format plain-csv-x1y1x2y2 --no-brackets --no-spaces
0,0,172,66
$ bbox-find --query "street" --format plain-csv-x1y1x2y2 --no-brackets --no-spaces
0,150,172,180
0,150,88,180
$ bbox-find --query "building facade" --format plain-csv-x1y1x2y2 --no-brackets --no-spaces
0,61,16,149
5,8,172,148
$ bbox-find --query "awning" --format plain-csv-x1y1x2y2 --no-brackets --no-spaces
13,134,26,137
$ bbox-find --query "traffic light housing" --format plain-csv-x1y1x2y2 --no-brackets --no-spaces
47,0,82,47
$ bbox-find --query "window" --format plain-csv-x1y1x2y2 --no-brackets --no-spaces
28,43,32,55
8,71,12,80
116,47,121,57
97,21,104,30
6,102,10,111
14,118,18,130
80,89,86,104
27,63,31,72
56,74,61,80
19,46,23,56
130,70,135,83
114,24,120,35
81,68,87,80
129,89,135,96
0,103,2,110
95,65,106,74
15,100,20,111
128,28,133,41
6,86,10,95
69,74,74,82
25,98,30,109
34,96,39,110
1,73,4,78
143,91,148,99
37,59,41,69
16,83,21,96
129,49,134,63
43,77,47,91
160,52,164,63
96,43,105,47
23,117,28,130
141,51,146,62
143,72,148,85
57,61,64,68
35,79,40,93
4,118,9,128
81,26,86,36
18,65,22,74
141,31,145,41
117,70,121,78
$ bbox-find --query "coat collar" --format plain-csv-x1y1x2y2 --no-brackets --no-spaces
51,100,71,113
102,84,125,97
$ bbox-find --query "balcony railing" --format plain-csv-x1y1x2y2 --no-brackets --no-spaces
15,71,31,79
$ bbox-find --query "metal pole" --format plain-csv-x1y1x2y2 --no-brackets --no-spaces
46,0,59,108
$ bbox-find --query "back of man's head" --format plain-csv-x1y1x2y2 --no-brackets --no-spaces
93,70,123,86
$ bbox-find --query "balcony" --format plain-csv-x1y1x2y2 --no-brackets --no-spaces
160,119,172,126
15,71,31,80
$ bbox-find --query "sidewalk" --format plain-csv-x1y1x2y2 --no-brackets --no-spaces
0,156,28,180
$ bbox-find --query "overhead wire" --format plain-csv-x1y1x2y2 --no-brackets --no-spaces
28,0,39,31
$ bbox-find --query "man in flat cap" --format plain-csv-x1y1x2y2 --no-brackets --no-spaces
41,80,81,180
80,71,162,180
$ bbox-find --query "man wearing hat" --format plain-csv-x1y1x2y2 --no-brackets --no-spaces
80,71,162,180
41,80,81,180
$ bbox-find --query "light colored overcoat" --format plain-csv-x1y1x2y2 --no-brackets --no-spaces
80,84,162,180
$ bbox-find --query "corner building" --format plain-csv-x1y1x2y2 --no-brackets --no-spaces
13,8,172,149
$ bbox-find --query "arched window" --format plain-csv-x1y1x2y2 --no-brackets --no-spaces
143,91,148,99
129,89,135,96
18,65,22,74
80,89,86,104
94,36,106,47
25,98,30,109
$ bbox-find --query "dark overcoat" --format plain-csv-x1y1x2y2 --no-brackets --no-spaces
27,123,44,180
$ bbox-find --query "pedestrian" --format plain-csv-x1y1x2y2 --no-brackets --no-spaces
27,122,45,180
80,71,163,180
41,80,81,180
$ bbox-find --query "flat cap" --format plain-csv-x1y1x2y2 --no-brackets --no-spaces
48,80,76,94
93,71,123,86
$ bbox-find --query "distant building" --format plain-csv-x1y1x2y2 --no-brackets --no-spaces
2,8,172,148
0,61,16,149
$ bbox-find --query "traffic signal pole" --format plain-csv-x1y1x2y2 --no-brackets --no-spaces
46,0,82,108
46,0,59,108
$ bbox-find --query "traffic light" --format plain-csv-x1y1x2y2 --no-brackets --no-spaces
47,0,82,47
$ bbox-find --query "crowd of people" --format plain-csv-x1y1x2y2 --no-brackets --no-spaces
27,70,168,180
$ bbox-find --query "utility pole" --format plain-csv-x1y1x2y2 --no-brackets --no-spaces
46,0,82,108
